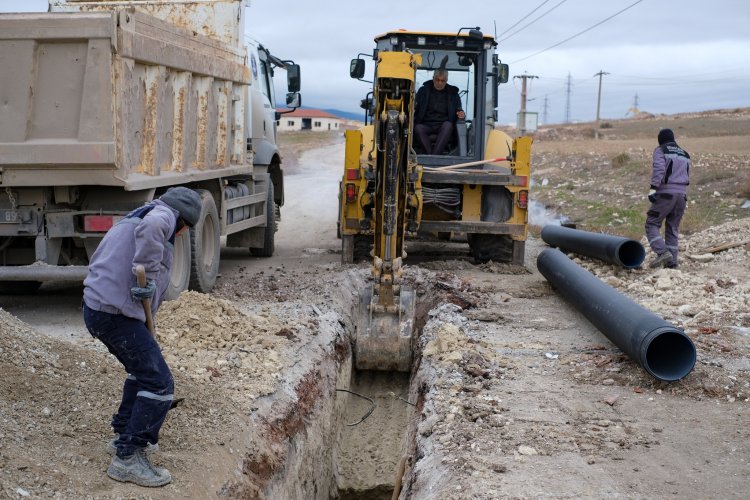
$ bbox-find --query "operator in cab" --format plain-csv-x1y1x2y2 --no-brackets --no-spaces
414,68,465,155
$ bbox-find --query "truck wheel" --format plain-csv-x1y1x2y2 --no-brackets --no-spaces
468,234,513,264
189,189,220,293
250,181,275,257
165,229,191,300
0,281,42,294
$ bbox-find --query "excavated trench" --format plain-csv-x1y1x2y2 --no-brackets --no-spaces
258,277,437,499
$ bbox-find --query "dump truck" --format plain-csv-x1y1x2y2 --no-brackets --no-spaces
340,28,531,371
0,0,301,297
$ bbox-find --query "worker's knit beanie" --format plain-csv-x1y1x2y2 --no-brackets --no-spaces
159,187,202,227
658,128,675,145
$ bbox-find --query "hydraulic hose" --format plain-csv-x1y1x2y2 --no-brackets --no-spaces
541,225,645,269
537,248,696,382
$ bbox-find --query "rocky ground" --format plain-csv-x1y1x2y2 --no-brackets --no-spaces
1,109,749,498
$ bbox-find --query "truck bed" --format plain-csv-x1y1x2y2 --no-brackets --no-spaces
0,9,252,190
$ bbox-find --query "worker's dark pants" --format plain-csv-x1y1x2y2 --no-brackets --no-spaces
415,121,454,155
645,192,687,266
83,303,174,458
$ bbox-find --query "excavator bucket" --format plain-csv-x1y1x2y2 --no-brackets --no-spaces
355,284,415,372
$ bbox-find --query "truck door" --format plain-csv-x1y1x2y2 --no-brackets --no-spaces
248,44,278,167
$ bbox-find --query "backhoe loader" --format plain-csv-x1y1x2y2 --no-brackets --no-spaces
339,28,531,372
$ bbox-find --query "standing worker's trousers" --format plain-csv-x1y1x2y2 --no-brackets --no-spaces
645,192,687,267
83,303,174,458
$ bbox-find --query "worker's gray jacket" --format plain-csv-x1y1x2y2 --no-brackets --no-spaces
650,142,690,195
83,200,178,322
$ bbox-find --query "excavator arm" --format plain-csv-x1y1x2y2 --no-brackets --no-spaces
354,51,422,372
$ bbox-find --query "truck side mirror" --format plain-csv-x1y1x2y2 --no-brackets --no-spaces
286,64,301,93
350,58,365,79
286,92,301,109
497,63,509,84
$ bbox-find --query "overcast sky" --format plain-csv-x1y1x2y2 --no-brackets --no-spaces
4,0,749,124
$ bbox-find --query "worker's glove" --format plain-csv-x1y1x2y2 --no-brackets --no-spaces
648,189,657,203
130,280,156,300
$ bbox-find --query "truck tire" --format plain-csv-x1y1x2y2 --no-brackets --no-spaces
250,181,275,257
189,189,220,293
468,233,514,263
165,229,191,300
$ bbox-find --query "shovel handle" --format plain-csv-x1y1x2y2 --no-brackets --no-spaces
135,265,156,337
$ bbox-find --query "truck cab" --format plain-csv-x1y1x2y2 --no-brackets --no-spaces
245,40,301,211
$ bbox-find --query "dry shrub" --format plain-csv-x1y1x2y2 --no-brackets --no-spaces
611,153,630,168
600,122,613,129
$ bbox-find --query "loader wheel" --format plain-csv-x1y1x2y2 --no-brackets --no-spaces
250,181,275,257
189,189,220,293
165,229,191,300
341,235,371,264
353,235,372,262
468,234,513,263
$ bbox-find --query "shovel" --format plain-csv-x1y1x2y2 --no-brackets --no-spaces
134,265,156,337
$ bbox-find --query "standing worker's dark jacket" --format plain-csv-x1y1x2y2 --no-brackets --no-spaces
414,80,462,125
651,142,691,196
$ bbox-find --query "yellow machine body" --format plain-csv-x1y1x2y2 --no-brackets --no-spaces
340,29,531,371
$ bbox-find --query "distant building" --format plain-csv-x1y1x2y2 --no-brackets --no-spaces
276,108,341,132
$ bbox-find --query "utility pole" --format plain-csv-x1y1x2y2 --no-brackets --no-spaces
594,70,609,138
514,73,538,135
542,95,549,125
564,73,572,124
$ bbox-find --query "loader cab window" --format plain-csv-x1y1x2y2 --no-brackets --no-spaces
413,51,478,159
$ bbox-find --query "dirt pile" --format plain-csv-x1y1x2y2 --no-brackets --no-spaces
157,291,293,404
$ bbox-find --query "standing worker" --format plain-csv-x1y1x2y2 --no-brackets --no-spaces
646,128,691,268
82,187,202,487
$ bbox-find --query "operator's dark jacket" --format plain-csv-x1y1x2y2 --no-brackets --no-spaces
414,80,462,125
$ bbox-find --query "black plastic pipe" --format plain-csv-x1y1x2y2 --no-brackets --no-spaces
541,225,646,269
537,248,696,382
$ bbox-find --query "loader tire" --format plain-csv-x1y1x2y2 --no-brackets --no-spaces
165,230,191,300
250,181,275,257
353,235,372,263
189,189,220,293
468,233,513,264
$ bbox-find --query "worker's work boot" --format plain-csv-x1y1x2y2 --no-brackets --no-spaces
106,434,158,455
107,448,172,487
649,252,672,269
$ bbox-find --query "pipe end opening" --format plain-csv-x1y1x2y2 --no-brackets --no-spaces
617,240,646,269
644,330,696,382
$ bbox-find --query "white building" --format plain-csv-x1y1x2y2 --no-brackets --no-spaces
276,108,341,132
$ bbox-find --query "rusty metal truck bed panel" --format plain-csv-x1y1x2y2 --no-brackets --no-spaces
0,10,251,189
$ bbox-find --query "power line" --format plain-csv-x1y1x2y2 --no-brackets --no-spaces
497,0,552,38
497,0,568,44
510,0,645,64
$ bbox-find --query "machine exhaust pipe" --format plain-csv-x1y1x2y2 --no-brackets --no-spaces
537,248,696,382
541,225,645,269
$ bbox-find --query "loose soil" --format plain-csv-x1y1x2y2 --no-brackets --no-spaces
1,109,749,499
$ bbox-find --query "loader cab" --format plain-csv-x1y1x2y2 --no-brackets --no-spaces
370,29,507,168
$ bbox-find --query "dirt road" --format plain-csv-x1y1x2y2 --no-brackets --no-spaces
1,117,749,499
